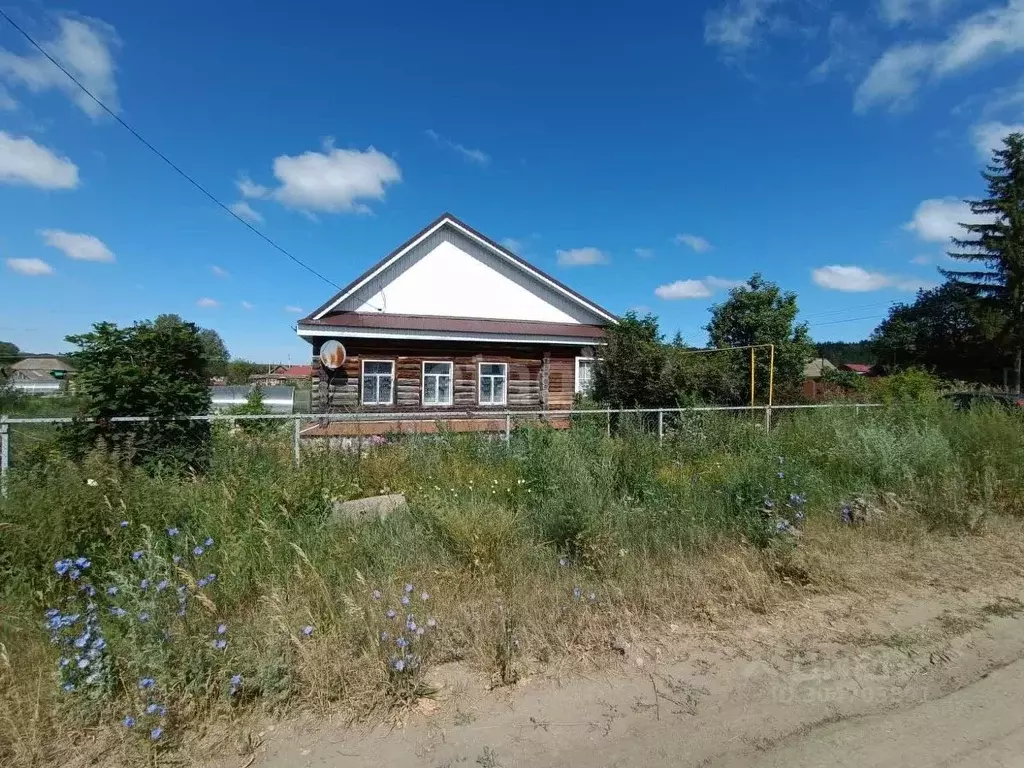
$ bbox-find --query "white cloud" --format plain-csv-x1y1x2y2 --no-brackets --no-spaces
674,233,713,252
879,0,959,26
904,197,993,243
555,247,609,267
284,305,304,313
500,237,523,253
211,265,229,278
812,265,932,292
0,131,79,189
655,279,713,300
196,297,219,308
236,176,270,199
972,121,1024,158
240,301,254,310
634,247,655,259
856,0,1024,112
229,200,263,224
269,141,401,214
40,230,114,262
425,129,490,166
6,257,54,276
654,275,742,300
704,0,780,53
0,16,119,119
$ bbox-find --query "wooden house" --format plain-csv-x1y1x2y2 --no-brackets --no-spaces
297,214,617,434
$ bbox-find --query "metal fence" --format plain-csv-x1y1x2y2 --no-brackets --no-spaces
0,403,880,497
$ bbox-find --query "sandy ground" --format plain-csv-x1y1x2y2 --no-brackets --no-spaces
208,580,1024,768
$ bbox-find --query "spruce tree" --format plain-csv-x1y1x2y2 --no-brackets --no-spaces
942,133,1024,390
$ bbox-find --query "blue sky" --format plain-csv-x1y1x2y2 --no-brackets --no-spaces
1,0,1021,362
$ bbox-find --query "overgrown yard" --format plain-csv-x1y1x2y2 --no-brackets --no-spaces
2,404,1024,766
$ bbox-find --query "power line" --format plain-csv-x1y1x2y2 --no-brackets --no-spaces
0,9,340,291
808,315,884,327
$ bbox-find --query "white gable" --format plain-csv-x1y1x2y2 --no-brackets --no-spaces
333,223,607,324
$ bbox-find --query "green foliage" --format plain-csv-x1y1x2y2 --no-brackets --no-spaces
59,319,213,472
705,273,815,402
871,282,1006,382
225,359,264,385
941,132,1024,388
815,340,874,365
592,311,672,407
869,368,944,404
225,387,277,437
154,314,230,378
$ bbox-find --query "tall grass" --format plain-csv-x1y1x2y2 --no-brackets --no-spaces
2,403,1024,764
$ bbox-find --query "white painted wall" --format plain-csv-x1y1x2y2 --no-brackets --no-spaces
349,238,585,323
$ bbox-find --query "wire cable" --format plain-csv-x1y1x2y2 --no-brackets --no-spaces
0,8,340,291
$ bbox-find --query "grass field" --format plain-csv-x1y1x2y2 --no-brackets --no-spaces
2,402,1024,765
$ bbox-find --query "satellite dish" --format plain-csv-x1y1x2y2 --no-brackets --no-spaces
319,340,346,370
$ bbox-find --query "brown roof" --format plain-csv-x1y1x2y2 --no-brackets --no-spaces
303,213,618,324
301,312,606,339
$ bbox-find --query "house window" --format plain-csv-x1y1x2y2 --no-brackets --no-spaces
575,357,595,395
478,362,507,405
361,360,394,405
422,361,453,406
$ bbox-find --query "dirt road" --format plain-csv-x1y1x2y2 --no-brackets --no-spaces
225,586,1024,768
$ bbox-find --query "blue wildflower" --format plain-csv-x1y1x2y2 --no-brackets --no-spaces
59,657,70,668
421,592,429,602
122,715,136,728
140,578,150,591
788,493,806,507
172,555,181,565
407,619,418,632
400,595,410,606
106,586,118,596
156,580,169,591
391,657,406,672
404,584,414,593
145,703,167,716
138,677,156,690
131,551,144,562
212,639,227,650
777,471,785,479
109,607,126,617
385,608,397,620
371,590,382,601
204,537,214,547
775,519,791,533
77,658,89,669
138,612,150,623
150,727,163,741
120,520,130,528
840,503,853,525
193,546,204,557
396,636,409,649
45,608,58,618
167,527,178,537
92,637,106,651
74,557,91,569
558,558,568,567
380,631,390,641
216,623,227,635
55,559,71,576
763,497,774,510
69,569,81,581
62,683,75,692
81,584,96,597
73,633,90,649
230,674,242,695
301,625,314,637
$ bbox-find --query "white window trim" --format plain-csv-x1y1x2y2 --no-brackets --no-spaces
360,359,395,406
575,356,595,394
421,360,453,407
478,361,508,406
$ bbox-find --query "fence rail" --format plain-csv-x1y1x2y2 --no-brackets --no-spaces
0,403,881,498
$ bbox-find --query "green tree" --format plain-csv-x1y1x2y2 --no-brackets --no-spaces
705,274,814,402
225,359,264,385
60,319,212,471
871,282,1006,382
942,132,1024,390
154,314,230,377
815,340,874,365
592,312,673,407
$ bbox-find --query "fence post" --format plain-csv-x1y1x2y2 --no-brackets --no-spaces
764,406,771,433
292,417,301,468
658,409,664,445
505,413,511,443
0,415,8,499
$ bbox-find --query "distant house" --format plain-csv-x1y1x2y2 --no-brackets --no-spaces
249,365,313,387
839,363,878,376
296,213,617,434
7,356,75,395
802,358,837,400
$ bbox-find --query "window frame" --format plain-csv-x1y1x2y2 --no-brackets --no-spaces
360,359,395,406
421,360,454,407
477,361,508,406
575,356,596,395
